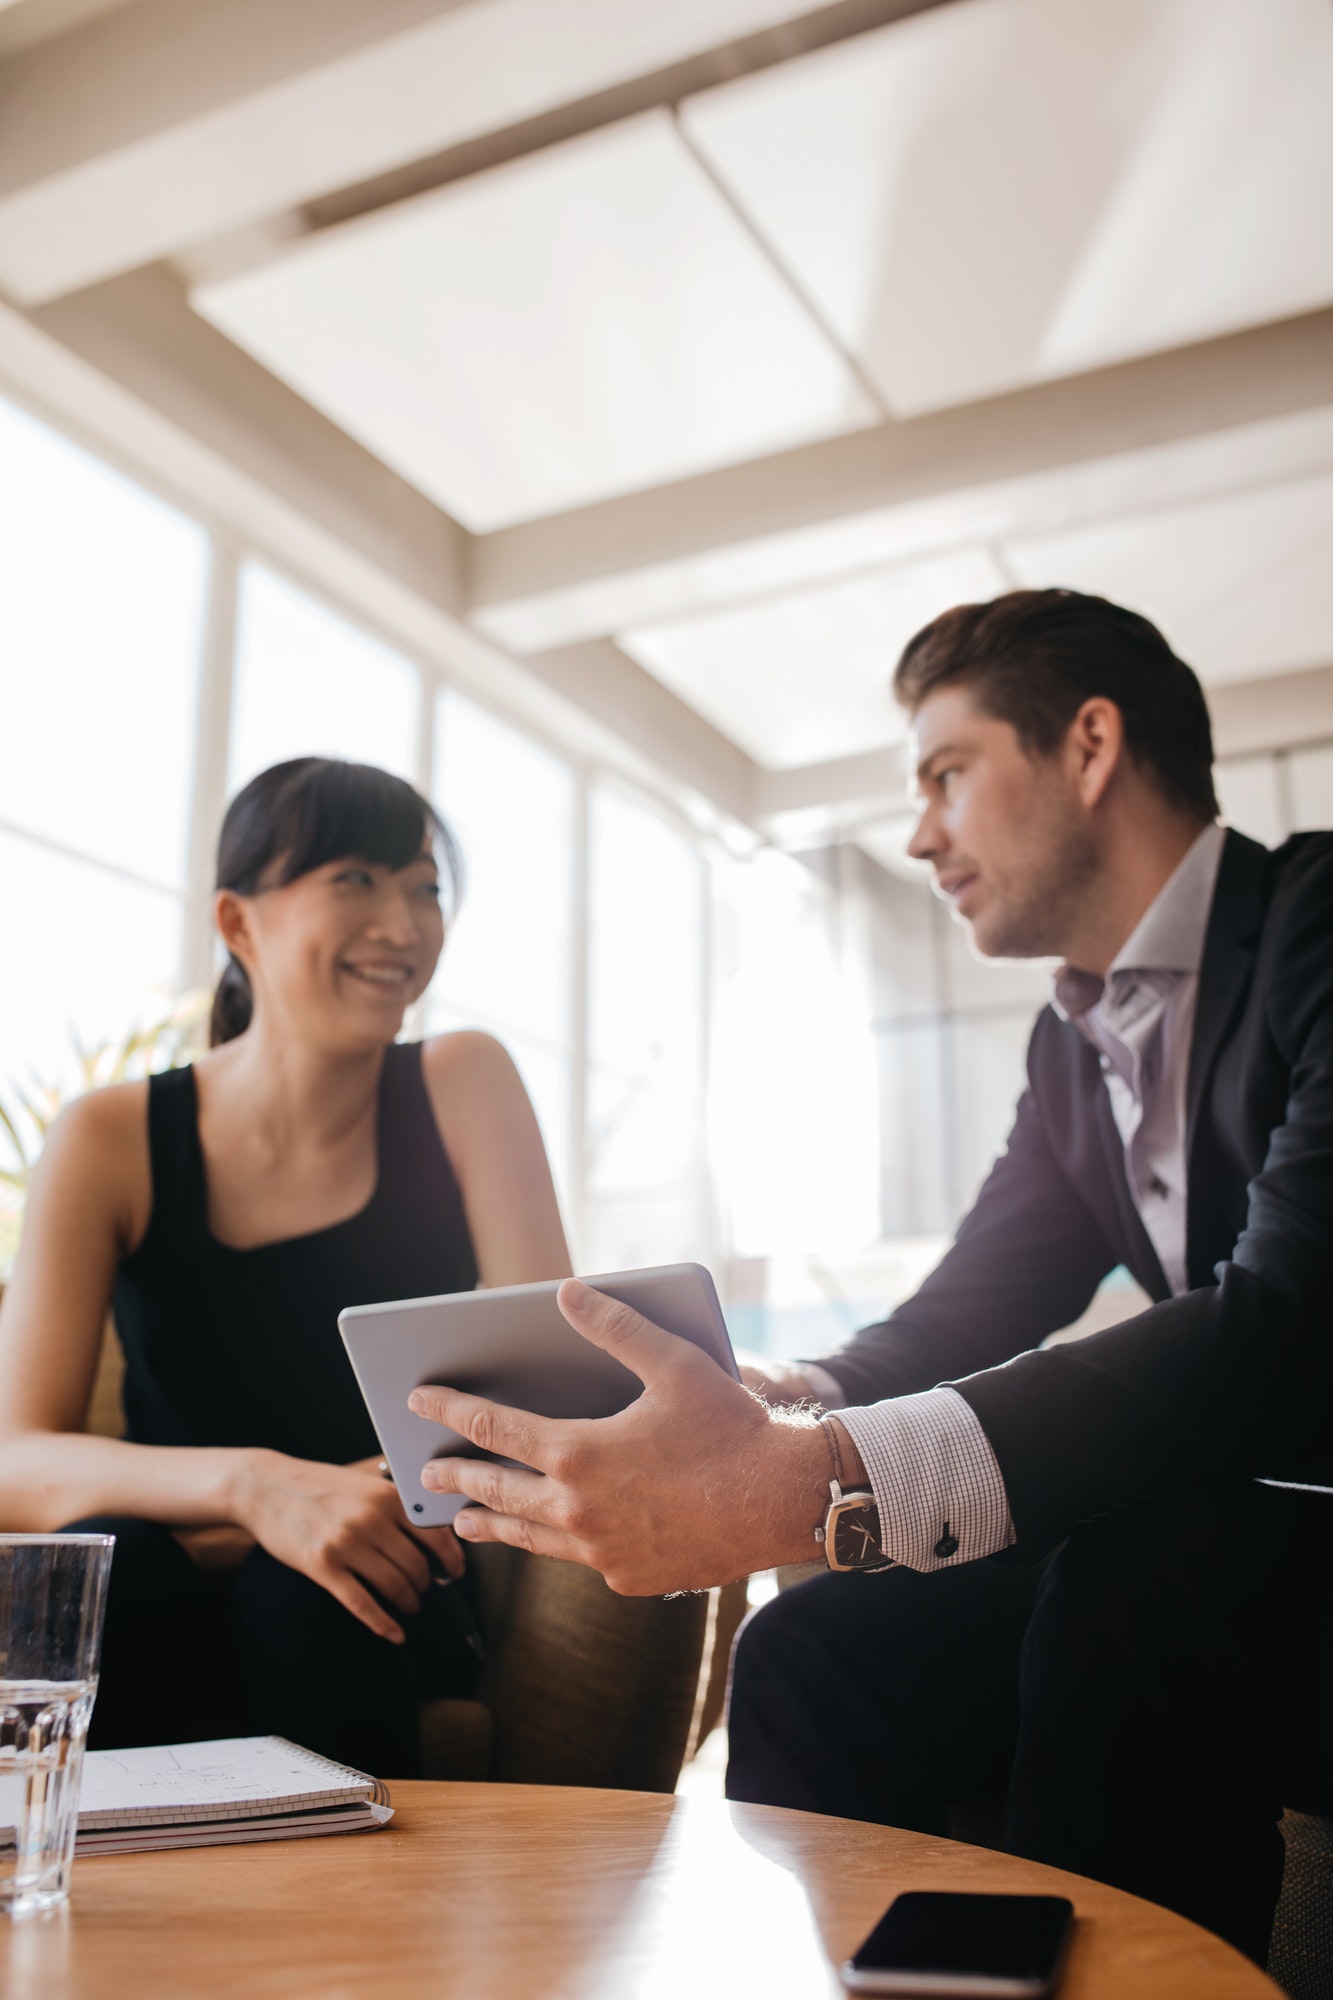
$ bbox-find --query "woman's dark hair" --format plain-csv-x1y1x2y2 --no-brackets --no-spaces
893,588,1218,822
210,757,462,1046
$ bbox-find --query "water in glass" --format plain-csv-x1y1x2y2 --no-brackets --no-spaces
0,1679,97,1913
0,1535,113,1916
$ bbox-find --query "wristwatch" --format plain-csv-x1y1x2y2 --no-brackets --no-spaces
816,1479,895,1571
814,1418,894,1573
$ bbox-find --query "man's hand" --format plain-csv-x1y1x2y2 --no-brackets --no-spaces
408,1279,833,1595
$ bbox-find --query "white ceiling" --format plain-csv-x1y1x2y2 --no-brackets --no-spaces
0,0,839,300
622,465,1333,777
193,109,876,532
182,0,1333,784
1008,473,1333,686
193,0,1333,531
683,0,1333,416
5,0,1330,829
622,547,1007,769
616,460,1328,780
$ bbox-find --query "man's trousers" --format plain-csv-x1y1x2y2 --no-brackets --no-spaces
726,1482,1333,1963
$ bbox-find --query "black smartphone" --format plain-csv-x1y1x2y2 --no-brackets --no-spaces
842,1891,1075,1997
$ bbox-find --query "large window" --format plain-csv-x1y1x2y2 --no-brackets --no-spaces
710,847,878,1262
229,563,418,790
427,692,577,1218
584,789,708,1271
3,383,1073,1317
0,396,206,1101
0,390,727,1282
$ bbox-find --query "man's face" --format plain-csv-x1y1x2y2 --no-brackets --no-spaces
907,684,1098,960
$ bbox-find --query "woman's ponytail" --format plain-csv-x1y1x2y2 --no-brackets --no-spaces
209,956,254,1047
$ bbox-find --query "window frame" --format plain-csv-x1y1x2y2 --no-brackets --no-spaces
0,385,725,1272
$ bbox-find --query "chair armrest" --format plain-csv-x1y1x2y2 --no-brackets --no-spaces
481,1553,709,1793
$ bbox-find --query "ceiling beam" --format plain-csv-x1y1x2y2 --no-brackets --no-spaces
1208,663,1333,761
299,0,955,241
0,0,139,62
522,641,760,825
30,263,469,619
4,274,772,831
754,743,908,819
13,266,1329,837
469,308,1333,652
0,0,951,305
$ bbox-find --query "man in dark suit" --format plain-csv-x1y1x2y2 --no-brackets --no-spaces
411,590,1333,1962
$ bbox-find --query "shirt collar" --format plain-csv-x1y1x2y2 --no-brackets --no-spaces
1052,821,1226,1021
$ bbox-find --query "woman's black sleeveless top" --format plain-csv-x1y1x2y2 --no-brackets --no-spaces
111,1043,478,1462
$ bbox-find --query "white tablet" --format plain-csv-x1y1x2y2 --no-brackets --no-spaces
338,1262,739,1527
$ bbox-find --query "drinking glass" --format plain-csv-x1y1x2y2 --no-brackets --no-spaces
0,1535,114,1915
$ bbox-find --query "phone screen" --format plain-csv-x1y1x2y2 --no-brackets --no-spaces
848,1892,1074,1987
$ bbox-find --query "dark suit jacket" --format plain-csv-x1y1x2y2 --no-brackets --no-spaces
820,827,1333,1557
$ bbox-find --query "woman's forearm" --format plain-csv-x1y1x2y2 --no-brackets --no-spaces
0,1429,263,1533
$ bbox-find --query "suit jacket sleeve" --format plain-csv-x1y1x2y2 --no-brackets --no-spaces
816,1048,1119,1409
953,840,1333,1555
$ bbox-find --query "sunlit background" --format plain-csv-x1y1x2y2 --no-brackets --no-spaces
1,0,1331,1354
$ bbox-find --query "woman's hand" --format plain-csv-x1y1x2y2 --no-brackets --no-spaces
231,1450,465,1643
736,1354,824,1404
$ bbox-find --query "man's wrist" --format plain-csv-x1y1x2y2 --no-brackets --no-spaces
762,1414,873,1568
765,1416,839,1566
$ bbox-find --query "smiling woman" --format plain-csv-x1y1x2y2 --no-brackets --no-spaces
0,757,571,1775
208,757,462,1050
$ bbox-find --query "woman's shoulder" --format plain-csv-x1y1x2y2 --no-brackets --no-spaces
418,1031,532,1138
31,1078,154,1245
48,1076,152,1157
420,1028,520,1087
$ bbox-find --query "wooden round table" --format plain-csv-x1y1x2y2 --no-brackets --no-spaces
4,1782,1280,1998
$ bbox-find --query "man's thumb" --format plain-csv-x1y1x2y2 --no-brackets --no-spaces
557,1279,679,1385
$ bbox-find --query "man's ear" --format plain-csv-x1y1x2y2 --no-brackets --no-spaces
1065,697,1125,808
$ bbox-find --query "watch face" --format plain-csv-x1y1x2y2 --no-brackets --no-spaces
832,1501,885,1569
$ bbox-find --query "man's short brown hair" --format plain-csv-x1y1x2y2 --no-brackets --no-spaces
894,588,1218,822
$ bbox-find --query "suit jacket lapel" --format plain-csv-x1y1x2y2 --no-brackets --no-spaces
1185,828,1267,1270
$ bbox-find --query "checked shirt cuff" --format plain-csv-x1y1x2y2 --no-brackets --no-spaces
835,1387,1016,1571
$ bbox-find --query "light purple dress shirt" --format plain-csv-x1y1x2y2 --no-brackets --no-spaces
807,822,1227,1571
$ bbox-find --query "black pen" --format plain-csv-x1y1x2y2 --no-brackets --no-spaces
425,1549,487,1661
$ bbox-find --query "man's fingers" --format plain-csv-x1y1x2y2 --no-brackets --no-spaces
452,1505,577,1564
555,1278,691,1386
421,1453,550,1520
408,1383,554,1469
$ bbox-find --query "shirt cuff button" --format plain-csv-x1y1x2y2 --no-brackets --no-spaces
933,1533,960,1559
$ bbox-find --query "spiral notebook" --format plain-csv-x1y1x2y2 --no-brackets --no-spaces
75,1736,394,1855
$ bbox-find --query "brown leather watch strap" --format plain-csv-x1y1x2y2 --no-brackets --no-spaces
820,1415,848,1490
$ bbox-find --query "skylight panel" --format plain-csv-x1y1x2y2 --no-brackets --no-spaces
193,110,875,531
